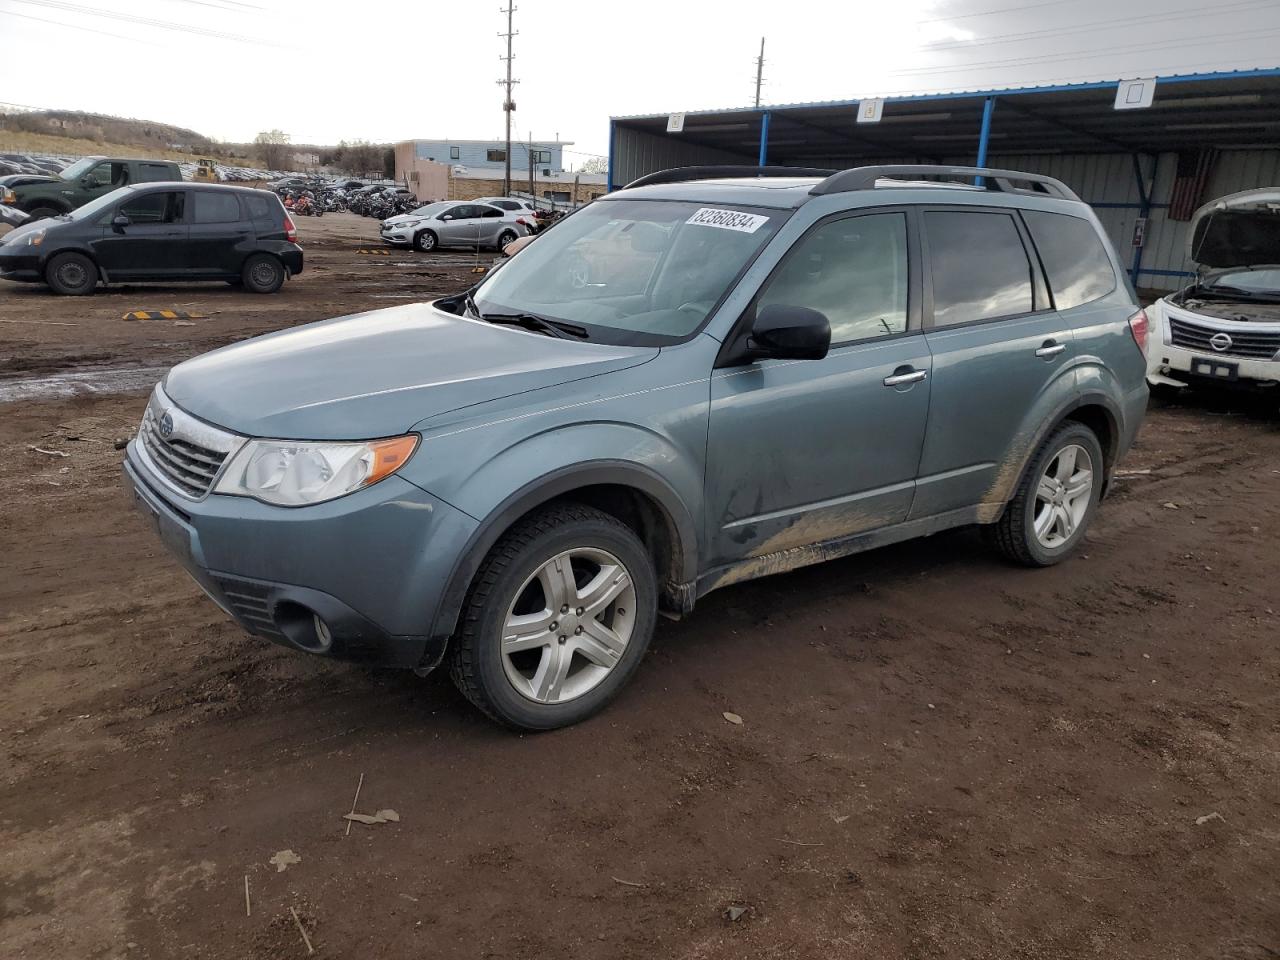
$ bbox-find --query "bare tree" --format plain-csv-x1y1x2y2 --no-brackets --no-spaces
579,156,607,174
254,129,291,170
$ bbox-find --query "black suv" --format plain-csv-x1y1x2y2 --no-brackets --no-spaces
0,182,303,295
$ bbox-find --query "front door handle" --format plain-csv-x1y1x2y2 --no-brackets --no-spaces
1035,341,1067,360
883,368,928,387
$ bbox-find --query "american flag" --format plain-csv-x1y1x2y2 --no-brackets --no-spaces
1168,148,1217,221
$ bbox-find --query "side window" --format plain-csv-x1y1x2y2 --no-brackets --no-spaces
193,191,242,223
119,191,184,224
926,211,1035,327
482,207,504,218
486,149,506,162
1023,210,1117,310
449,146,460,160
757,212,909,344
243,193,275,220
85,162,115,188
137,163,172,183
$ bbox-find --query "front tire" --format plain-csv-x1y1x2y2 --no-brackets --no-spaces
241,254,284,294
447,504,658,730
988,421,1104,567
414,229,437,252
45,252,97,296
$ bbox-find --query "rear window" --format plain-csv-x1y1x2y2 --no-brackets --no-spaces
193,191,241,224
926,210,1035,327
243,193,278,220
136,163,175,183
1023,210,1117,310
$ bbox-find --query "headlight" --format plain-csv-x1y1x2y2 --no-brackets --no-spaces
397,219,419,229
213,435,418,506
26,228,46,247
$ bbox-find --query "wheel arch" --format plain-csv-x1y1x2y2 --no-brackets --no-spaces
428,461,699,648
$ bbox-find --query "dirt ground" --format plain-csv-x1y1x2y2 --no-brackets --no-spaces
2,214,1278,960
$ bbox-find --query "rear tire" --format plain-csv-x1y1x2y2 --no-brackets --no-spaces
447,504,658,730
241,254,284,294
988,421,1104,567
495,229,517,251
45,252,97,296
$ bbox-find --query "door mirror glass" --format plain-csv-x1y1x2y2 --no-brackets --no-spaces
111,214,131,231
749,304,831,360
440,214,453,221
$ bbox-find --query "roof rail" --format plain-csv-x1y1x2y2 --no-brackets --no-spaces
624,165,837,190
810,165,1079,201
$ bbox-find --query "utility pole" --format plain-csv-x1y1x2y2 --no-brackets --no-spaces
754,37,766,108
498,4,518,196
528,132,535,198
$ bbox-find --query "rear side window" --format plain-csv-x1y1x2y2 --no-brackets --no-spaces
926,210,1034,327
137,163,174,183
243,193,278,220
192,191,241,223
1023,210,1117,309
759,212,909,344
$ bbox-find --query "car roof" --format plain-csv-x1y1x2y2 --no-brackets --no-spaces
610,174,1088,213
129,181,278,197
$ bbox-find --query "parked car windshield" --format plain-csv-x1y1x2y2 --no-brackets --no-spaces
66,186,134,222
59,157,99,181
408,201,451,218
472,198,786,344
1203,267,1280,298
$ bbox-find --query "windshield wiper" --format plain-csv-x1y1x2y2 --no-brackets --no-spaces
478,310,589,340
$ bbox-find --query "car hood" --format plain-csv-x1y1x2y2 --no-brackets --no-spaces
1189,189,1280,269
163,301,656,439
381,213,419,226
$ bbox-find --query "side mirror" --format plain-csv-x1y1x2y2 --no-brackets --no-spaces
111,214,130,232
747,304,831,361
440,214,453,221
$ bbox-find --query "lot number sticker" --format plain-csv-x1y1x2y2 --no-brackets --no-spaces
685,208,770,234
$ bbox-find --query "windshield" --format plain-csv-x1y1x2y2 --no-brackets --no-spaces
59,157,99,181
473,198,786,344
409,201,451,218
1203,268,1280,295
67,186,136,222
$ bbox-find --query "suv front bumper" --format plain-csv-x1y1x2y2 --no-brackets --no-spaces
123,443,478,670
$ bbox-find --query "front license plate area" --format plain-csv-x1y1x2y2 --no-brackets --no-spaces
1192,357,1238,380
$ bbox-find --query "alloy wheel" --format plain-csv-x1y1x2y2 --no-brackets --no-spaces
1032,443,1094,548
500,547,637,704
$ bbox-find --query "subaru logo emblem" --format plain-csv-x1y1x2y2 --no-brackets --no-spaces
158,411,175,438
1209,332,1233,352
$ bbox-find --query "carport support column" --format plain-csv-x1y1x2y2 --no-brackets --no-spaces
974,96,996,184
758,111,771,167
607,119,615,192
1130,152,1156,286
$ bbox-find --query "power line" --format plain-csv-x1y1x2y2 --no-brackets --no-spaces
889,24,1280,77
919,0,1274,52
0,9,163,46
10,0,291,47
917,0,1076,25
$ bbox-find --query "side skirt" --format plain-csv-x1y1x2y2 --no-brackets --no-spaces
696,505,986,598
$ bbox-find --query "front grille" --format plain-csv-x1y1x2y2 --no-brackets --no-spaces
140,406,228,497
1169,316,1280,361
213,577,285,639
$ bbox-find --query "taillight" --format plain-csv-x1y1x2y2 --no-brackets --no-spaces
1128,308,1149,357
284,214,298,243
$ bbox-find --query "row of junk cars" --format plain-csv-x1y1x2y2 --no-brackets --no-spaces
0,150,1277,399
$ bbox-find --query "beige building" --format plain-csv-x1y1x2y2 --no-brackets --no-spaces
392,142,450,201
448,170,607,205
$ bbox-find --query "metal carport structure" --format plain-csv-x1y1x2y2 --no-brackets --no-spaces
608,69,1280,291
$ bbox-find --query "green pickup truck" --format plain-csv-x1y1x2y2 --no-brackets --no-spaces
1,156,184,219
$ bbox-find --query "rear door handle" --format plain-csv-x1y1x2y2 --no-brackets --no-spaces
883,369,928,387
1036,342,1067,359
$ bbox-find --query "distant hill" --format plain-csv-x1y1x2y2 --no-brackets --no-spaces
0,109,388,175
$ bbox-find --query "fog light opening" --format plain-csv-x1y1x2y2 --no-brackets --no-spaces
273,601,334,654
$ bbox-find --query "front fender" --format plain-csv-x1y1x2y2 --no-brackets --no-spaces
422,453,701,646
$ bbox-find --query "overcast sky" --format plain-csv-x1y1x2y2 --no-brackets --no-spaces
1,0,1278,164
